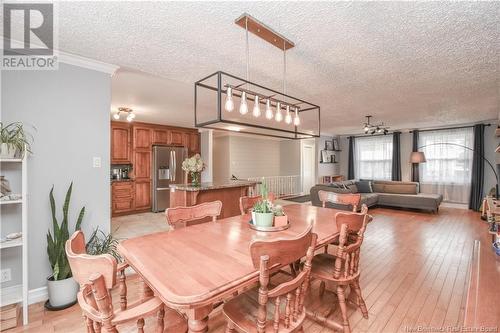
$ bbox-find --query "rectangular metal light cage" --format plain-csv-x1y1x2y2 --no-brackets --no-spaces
195,71,320,139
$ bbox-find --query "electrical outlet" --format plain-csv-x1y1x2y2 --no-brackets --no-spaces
93,157,101,168
1,269,11,283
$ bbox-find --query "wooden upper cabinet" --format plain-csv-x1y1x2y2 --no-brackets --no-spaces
153,129,169,145
134,151,151,179
134,126,152,149
189,133,200,154
169,130,184,145
111,122,130,164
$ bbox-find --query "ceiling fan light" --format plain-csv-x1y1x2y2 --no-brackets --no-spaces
225,87,234,112
275,102,283,122
284,105,292,124
126,114,133,122
239,91,248,115
252,95,261,117
265,99,273,119
113,112,120,120
130,112,136,119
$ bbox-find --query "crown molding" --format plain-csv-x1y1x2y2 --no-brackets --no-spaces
3,38,119,75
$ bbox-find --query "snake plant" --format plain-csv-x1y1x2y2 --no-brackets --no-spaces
47,182,85,281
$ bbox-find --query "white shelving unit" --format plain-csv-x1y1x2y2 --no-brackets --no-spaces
0,154,28,325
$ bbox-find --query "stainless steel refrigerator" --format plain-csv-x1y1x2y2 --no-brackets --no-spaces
152,145,187,212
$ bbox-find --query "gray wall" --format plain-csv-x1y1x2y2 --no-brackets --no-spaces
279,140,300,176
1,63,111,290
339,123,499,198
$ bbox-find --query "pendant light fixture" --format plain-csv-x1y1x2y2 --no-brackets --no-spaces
239,91,248,115
275,102,283,122
252,95,261,117
285,105,292,124
265,99,273,119
194,13,321,139
225,87,234,112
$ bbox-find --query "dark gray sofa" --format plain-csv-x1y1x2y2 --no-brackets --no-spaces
310,180,443,213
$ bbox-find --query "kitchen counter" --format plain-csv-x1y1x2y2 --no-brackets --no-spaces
169,180,259,192
169,180,259,218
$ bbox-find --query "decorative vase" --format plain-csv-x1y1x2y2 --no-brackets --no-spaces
191,172,201,187
254,212,274,227
0,143,17,159
46,275,79,309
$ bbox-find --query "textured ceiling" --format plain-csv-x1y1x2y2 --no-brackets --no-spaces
54,2,499,134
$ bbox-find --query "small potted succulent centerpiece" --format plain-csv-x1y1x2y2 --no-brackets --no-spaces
46,183,84,309
273,204,288,227
252,197,274,227
182,154,205,187
0,122,34,158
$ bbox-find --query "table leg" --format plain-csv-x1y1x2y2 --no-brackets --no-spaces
185,305,212,333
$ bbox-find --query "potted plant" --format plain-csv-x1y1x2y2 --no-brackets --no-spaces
181,153,205,187
0,122,34,158
251,184,275,227
273,204,288,227
46,182,85,309
85,227,121,261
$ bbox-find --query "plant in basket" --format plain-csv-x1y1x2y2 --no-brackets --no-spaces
273,204,288,227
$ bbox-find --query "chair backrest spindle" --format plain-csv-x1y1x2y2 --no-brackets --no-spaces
165,200,222,229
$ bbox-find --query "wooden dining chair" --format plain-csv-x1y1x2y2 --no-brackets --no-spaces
66,231,187,333
165,200,222,229
309,211,371,333
223,226,317,333
318,191,361,212
239,193,276,215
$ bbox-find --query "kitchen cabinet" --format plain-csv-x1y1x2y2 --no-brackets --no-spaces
169,130,184,145
112,181,134,215
134,181,151,210
111,122,130,163
134,126,152,149
111,121,200,216
134,151,150,179
153,129,169,144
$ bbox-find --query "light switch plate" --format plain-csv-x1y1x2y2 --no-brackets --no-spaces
93,157,101,168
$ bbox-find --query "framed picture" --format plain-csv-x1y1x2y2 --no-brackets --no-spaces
333,138,340,151
321,150,329,162
325,140,334,151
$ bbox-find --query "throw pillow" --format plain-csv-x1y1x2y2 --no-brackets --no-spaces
355,180,373,193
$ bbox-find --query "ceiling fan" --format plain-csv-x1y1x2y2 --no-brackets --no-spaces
362,115,390,135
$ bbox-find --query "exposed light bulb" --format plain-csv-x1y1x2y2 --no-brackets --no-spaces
113,112,120,120
363,124,369,131
294,107,300,126
376,127,382,133
275,102,283,122
252,95,261,117
130,112,136,119
239,91,248,115
265,99,273,119
225,87,234,112
285,105,292,124
126,114,133,122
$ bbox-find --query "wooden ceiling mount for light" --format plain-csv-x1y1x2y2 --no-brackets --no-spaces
235,13,295,50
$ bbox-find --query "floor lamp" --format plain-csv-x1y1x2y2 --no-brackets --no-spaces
410,143,499,199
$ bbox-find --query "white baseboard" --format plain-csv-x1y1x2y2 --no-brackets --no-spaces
28,286,48,305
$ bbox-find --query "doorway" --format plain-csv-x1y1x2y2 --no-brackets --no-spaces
301,139,316,195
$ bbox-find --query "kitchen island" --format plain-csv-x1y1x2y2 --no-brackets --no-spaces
169,180,259,218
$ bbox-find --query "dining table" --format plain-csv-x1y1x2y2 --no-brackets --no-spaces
118,204,345,333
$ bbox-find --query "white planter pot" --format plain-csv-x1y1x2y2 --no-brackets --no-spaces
254,212,274,227
47,276,79,308
0,143,17,158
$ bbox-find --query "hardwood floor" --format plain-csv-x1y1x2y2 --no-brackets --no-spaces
7,207,499,333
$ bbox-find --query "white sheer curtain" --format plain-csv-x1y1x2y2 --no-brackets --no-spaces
355,135,393,180
418,128,474,204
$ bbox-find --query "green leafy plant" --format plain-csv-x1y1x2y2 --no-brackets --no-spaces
0,122,34,155
86,227,121,262
253,183,273,213
47,182,85,281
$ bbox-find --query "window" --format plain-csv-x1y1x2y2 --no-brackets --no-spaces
355,135,393,180
418,128,474,203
